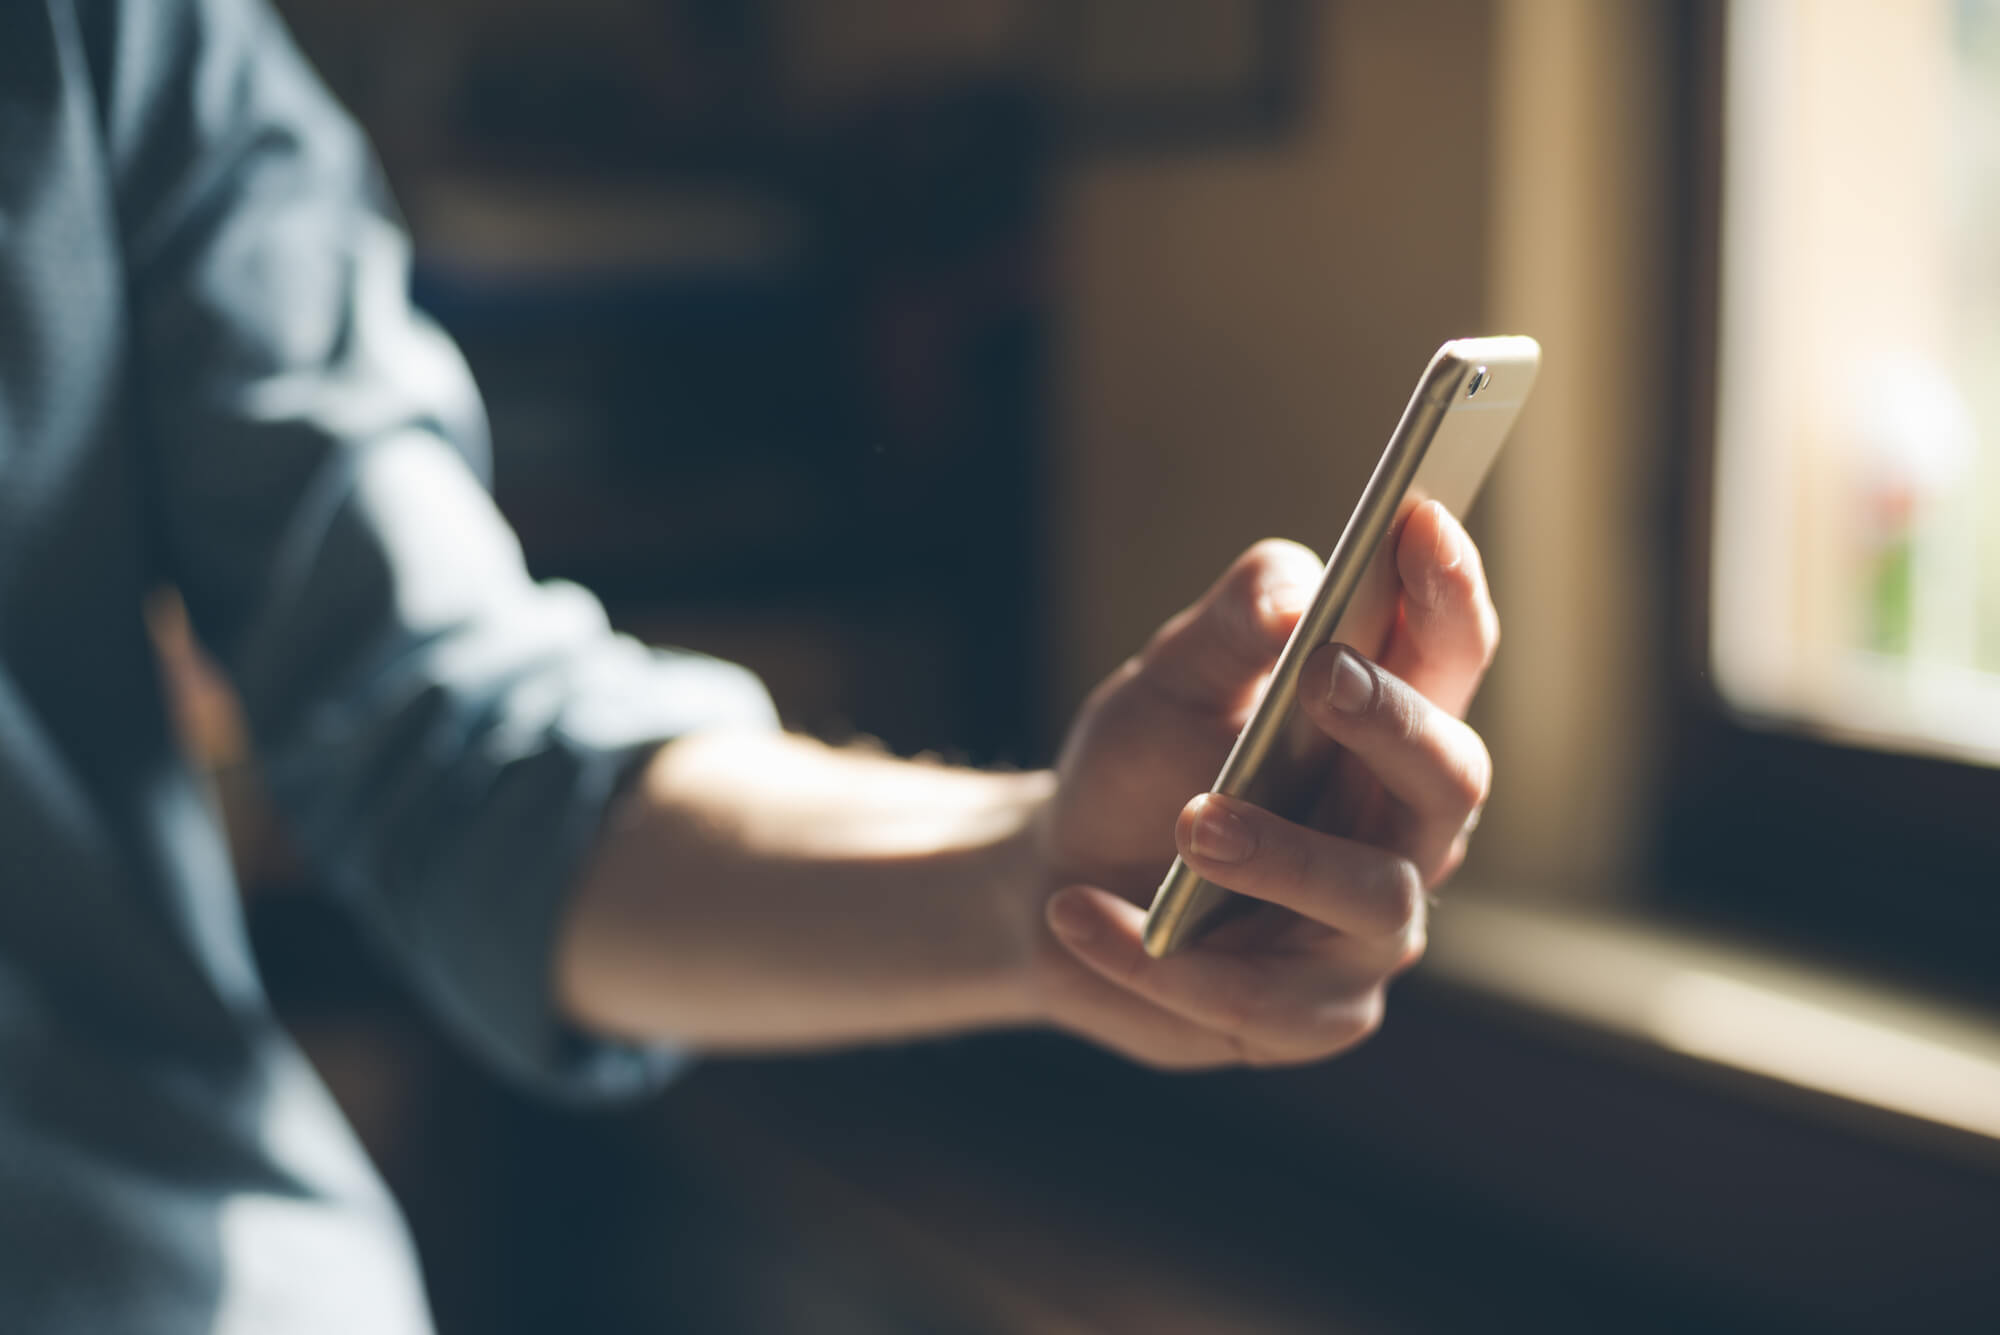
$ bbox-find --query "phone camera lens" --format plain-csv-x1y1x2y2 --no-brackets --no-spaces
1467,367,1491,397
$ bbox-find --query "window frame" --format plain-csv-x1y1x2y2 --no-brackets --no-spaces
1657,0,2000,1001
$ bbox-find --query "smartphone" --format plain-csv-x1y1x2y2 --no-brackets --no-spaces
1141,335,1540,958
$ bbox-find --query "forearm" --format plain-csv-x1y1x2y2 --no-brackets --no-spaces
553,729,1057,1052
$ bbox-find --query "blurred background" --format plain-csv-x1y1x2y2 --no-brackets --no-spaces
153,0,2000,1330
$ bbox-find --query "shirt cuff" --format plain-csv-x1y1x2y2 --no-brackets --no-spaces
364,639,778,1105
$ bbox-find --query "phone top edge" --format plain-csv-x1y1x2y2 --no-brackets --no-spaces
1428,335,1542,409
1416,348,1477,408
1438,333,1542,366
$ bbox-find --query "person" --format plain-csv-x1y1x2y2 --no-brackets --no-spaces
0,0,1497,1329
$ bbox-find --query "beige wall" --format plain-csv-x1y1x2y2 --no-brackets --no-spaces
1477,0,1674,896
1047,0,1494,715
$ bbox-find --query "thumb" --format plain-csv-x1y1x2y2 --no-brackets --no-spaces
1137,539,1322,715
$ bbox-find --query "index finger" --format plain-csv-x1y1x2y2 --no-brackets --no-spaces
1384,500,1499,716
1137,539,1322,715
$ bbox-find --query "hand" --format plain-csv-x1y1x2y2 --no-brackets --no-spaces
1028,502,1499,1069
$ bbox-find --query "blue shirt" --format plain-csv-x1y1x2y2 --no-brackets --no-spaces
0,0,775,1328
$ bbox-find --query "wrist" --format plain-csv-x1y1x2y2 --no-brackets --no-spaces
982,771,1065,1030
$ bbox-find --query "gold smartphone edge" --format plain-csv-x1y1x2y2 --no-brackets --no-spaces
1139,343,1493,959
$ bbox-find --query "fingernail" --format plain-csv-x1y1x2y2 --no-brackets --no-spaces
1326,647,1373,714
1190,796,1255,863
1047,892,1098,949
1432,503,1467,572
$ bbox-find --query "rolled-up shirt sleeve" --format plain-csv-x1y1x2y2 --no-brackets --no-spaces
106,0,775,1098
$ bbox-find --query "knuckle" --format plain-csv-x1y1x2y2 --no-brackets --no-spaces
1226,805,1305,889
1223,551,1272,607
1423,552,1476,615
1375,855,1426,939
1264,816,1315,891
1243,537,1319,583
1391,915,1429,975
1434,836,1469,886
1140,608,1192,662
1216,571,1291,667
1452,739,1494,815
1478,601,1503,666
1471,736,1495,801
1242,544,1320,627
1380,676,1426,745
1304,991,1384,1059
1349,991,1387,1046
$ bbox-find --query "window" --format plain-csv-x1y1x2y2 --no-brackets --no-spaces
1665,0,2000,996
1711,0,2000,765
